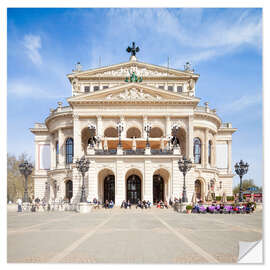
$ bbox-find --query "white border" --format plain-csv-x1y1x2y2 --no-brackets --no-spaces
1,1,268,270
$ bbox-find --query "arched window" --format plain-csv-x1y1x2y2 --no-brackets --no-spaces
149,127,163,138
65,138,73,164
208,140,212,164
104,127,118,137
193,137,201,164
56,141,59,165
127,127,141,138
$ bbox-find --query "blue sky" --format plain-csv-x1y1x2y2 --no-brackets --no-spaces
7,8,262,187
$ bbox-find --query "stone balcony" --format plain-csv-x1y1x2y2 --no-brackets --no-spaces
94,149,174,156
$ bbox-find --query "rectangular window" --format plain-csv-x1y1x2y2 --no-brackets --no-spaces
168,86,173,91
93,86,99,91
84,86,90,92
103,86,108,89
177,86,183,93
158,85,164,90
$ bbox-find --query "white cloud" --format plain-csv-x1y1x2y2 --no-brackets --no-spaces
219,93,262,115
91,8,262,66
8,80,65,99
22,34,42,66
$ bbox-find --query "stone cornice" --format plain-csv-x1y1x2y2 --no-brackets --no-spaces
67,83,200,108
70,99,198,106
194,111,222,127
217,128,237,134
45,111,73,130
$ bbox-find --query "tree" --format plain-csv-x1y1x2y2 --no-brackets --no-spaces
233,179,262,194
7,153,34,203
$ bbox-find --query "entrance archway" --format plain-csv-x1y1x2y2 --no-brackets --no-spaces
153,174,164,203
65,180,73,202
195,179,202,200
126,174,141,204
104,175,115,202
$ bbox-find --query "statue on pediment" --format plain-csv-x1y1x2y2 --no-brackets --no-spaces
105,88,162,101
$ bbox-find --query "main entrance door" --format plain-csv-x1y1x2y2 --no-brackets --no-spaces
127,175,141,204
153,174,164,203
65,180,73,202
104,175,115,202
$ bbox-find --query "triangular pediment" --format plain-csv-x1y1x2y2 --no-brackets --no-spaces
67,83,200,106
67,60,199,81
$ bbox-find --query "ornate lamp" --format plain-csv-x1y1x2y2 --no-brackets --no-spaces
178,157,192,203
76,156,90,203
19,160,33,203
234,160,249,202
144,122,152,148
88,122,96,147
116,121,124,147
171,123,180,147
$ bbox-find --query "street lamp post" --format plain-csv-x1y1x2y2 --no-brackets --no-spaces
178,157,192,203
144,122,152,148
76,156,90,203
234,160,249,202
19,160,33,203
116,121,124,147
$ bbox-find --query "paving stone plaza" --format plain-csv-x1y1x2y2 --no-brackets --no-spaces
7,207,262,263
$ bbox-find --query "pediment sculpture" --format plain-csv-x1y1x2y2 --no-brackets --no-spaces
94,66,175,77
105,88,162,101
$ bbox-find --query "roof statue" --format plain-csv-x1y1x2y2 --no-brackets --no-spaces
126,42,140,61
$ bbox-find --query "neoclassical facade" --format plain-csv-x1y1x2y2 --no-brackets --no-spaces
31,49,236,205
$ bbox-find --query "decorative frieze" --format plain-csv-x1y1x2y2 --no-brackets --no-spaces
105,88,162,101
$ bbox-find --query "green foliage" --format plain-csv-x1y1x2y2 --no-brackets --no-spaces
186,205,193,210
226,196,235,201
7,153,34,202
215,196,221,201
233,179,262,194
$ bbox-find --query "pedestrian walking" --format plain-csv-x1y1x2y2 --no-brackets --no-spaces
16,198,22,212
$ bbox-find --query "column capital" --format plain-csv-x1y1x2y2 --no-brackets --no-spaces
73,113,79,121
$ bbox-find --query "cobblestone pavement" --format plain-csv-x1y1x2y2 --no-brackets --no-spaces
7,207,263,264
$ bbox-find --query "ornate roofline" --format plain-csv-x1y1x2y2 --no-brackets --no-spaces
67,60,199,82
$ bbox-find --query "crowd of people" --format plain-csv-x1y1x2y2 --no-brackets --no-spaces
156,200,169,209
191,202,256,214
16,195,257,215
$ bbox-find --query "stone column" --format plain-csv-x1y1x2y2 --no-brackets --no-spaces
188,115,194,160
227,140,232,173
166,116,171,137
71,169,81,203
201,141,206,168
205,128,209,168
213,135,216,168
144,159,153,203
50,135,55,170
73,113,83,159
115,160,125,205
120,116,125,139
173,84,177,93
172,158,181,199
97,115,103,137
58,128,65,168
143,116,148,138
88,159,98,200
